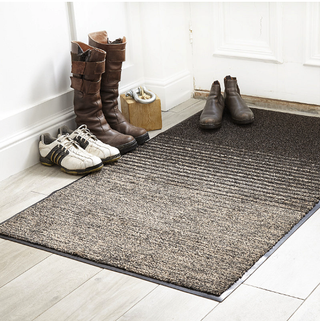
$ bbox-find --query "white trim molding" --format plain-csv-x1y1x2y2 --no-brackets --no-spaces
212,2,283,63
304,3,320,67
0,91,76,182
144,71,193,111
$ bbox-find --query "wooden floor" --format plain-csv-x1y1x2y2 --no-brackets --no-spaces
1,98,320,320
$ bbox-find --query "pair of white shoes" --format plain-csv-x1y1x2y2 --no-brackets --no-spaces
39,125,121,175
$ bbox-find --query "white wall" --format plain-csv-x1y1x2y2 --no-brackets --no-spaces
138,2,193,109
0,3,75,182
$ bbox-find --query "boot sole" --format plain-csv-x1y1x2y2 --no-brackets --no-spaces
117,139,138,155
40,158,104,175
135,132,150,145
199,123,221,129
101,153,121,164
231,117,254,125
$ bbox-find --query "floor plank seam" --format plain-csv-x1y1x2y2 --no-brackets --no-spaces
30,190,50,197
114,284,160,320
200,298,224,321
286,300,306,321
0,252,52,290
31,268,103,321
244,284,304,301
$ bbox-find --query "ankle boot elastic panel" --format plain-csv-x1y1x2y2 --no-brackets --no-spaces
88,31,149,145
199,81,225,129
224,75,254,125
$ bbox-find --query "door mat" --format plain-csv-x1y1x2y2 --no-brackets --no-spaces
1,108,320,301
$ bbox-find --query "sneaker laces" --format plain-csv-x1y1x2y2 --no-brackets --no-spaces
74,125,98,141
57,134,81,150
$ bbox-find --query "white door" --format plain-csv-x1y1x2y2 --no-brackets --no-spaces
190,2,320,105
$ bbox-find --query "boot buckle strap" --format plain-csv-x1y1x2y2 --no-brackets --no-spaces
71,61,105,75
70,77,101,94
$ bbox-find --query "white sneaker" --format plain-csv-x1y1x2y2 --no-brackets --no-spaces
58,125,121,164
39,133,103,175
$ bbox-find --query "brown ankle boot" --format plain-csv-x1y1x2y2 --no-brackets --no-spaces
70,41,137,155
199,81,224,129
88,31,149,145
224,75,254,124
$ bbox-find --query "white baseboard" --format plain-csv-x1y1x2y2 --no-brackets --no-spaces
120,71,193,112
119,77,145,111
0,90,76,182
144,71,193,111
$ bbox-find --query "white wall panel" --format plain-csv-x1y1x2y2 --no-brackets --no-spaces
72,2,145,91
0,3,74,182
0,2,71,120
212,3,283,63
304,3,320,67
139,2,193,110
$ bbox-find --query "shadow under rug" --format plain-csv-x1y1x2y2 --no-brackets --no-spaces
1,108,320,301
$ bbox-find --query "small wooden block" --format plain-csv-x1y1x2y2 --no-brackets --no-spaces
120,94,162,131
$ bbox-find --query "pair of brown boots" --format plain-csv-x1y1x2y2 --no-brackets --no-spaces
71,31,149,155
199,76,254,129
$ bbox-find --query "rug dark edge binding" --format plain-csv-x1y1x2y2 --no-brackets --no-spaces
1,200,319,303
0,233,222,301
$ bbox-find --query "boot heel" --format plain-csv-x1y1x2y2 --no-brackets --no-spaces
40,156,54,167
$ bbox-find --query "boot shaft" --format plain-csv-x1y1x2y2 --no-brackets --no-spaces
88,31,126,89
88,31,128,127
208,80,222,100
224,75,241,95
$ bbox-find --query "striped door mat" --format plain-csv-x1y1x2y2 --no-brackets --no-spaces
1,108,320,301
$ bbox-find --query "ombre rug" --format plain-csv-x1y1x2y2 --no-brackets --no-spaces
1,108,320,301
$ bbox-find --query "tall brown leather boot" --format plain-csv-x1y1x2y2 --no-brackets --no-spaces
88,31,149,145
224,75,254,124
70,41,137,155
199,81,224,129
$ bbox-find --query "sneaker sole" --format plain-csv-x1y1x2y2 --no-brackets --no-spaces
101,153,121,164
61,163,103,175
40,156,103,175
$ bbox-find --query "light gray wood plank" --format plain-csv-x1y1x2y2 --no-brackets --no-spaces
35,270,158,321
0,240,50,288
149,101,204,139
0,254,101,321
0,191,47,223
117,285,218,321
169,98,203,113
289,283,320,321
203,285,302,321
245,208,320,299
0,164,80,222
